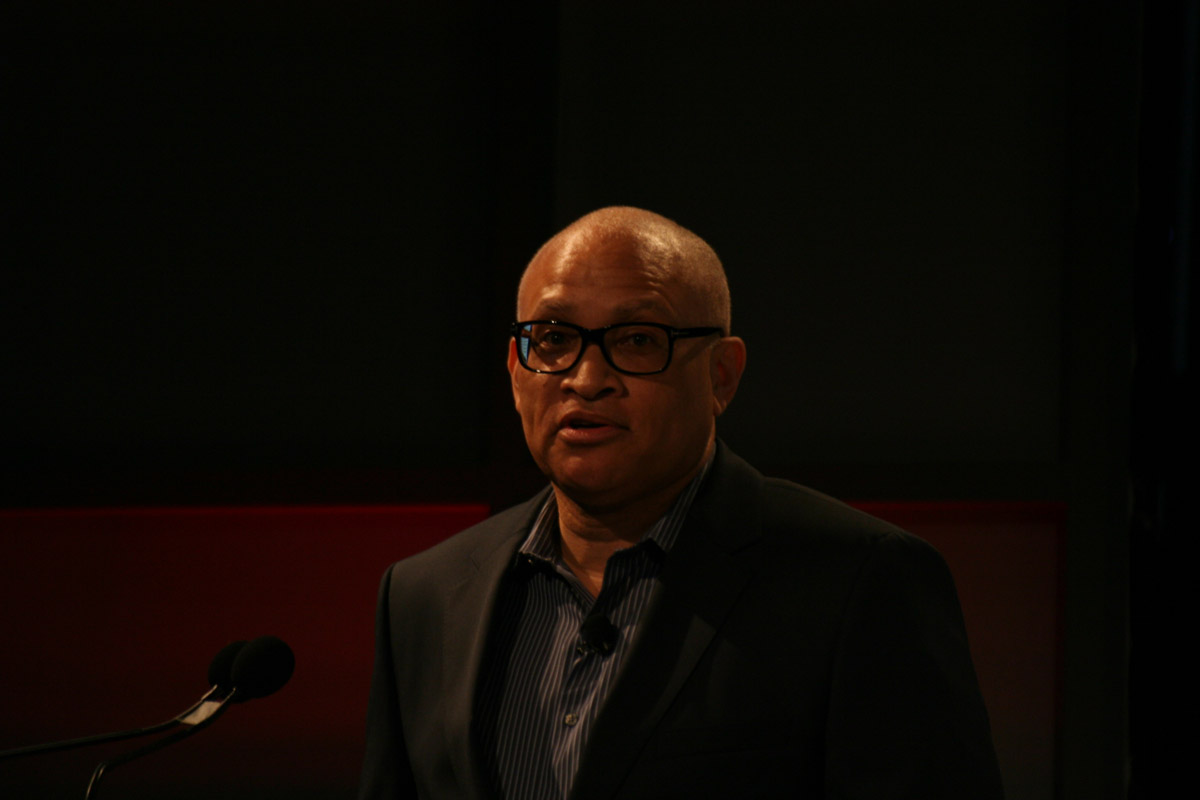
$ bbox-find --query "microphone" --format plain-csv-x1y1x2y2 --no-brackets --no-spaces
580,613,619,655
0,640,247,761
228,635,295,701
84,636,294,799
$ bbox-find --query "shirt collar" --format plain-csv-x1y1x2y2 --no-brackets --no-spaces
516,448,715,567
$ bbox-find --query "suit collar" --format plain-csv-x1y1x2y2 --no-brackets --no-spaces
439,487,552,800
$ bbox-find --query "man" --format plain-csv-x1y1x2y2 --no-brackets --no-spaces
360,207,1003,799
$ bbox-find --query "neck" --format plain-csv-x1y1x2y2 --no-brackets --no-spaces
552,440,713,597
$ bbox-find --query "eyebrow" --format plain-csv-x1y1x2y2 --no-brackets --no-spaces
533,299,574,317
612,299,670,317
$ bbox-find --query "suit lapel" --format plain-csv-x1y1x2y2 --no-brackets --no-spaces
440,489,551,800
569,445,764,800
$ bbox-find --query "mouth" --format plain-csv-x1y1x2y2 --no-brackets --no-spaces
557,411,624,443
559,411,621,429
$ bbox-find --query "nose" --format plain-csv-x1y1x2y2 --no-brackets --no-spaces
561,339,618,399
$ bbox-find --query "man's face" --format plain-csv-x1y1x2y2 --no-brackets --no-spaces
508,235,728,512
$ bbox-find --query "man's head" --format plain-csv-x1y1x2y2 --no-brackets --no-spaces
508,206,746,515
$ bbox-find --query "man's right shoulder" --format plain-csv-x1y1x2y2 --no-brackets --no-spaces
385,487,549,585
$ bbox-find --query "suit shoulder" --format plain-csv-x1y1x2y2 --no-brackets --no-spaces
705,445,939,564
386,490,545,583
755,476,943,565
758,475,899,537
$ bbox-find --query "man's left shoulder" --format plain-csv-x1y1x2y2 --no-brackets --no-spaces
710,446,917,546
762,474,948,572
704,446,947,579
758,475,899,537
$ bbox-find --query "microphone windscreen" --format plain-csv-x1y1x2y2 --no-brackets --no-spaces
207,640,248,691
230,636,295,701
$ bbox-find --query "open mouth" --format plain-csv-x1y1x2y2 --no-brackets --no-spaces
558,413,621,438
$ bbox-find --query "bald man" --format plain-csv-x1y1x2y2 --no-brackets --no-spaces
360,208,1003,800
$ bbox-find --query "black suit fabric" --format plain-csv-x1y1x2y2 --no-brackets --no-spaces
359,445,1004,799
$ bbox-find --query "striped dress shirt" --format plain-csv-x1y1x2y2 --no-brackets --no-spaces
473,456,713,800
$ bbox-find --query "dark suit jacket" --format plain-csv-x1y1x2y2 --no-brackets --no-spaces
359,445,1004,799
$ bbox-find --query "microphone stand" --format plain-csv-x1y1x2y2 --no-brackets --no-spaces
0,636,289,798
83,687,238,799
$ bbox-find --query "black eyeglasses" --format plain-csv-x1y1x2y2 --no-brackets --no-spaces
511,320,723,376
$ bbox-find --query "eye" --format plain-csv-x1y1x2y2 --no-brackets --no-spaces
625,332,653,348
611,326,667,351
530,325,578,353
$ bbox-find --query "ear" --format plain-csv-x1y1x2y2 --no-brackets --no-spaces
507,338,523,413
709,336,746,417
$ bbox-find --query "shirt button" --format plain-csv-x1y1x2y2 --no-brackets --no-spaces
564,713,578,726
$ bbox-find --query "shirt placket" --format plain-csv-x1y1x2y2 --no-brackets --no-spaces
548,551,638,793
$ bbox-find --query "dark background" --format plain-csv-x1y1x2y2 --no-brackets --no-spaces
2,1,1193,798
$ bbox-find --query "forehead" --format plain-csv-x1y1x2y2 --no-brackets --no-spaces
519,233,695,321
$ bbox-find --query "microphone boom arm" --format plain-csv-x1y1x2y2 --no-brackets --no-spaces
83,688,238,800
0,685,228,761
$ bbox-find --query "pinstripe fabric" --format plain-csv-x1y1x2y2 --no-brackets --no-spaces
473,456,712,800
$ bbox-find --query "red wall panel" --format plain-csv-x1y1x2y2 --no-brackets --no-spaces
0,505,488,799
0,501,1061,799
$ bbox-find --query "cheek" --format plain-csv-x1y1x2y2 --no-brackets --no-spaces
641,379,710,436
670,368,715,418
515,383,553,437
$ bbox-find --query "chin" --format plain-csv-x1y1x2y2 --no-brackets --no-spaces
544,460,628,505
549,466,621,498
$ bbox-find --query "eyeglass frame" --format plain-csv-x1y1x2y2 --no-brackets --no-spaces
510,319,725,376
